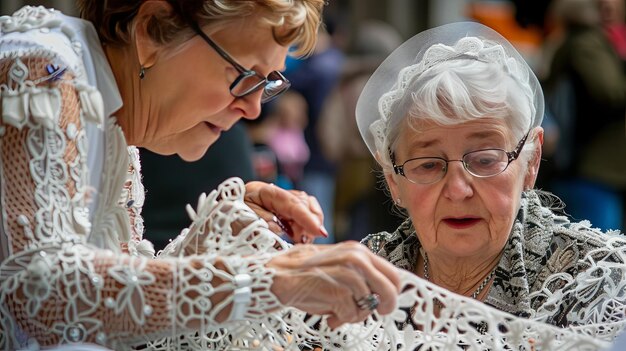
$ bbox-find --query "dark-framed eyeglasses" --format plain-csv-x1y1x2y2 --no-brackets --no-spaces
190,22,291,103
391,132,530,185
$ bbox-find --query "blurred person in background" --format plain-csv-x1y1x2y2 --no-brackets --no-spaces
318,20,404,242
265,91,310,187
543,0,626,231
598,0,626,62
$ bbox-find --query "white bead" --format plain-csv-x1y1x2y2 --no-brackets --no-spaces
66,123,77,139
143,305,153,316
105,297,115,308
91,276,101,286
17,215,29,226
198,299,210,311
66,325,83,342
96,332,106,344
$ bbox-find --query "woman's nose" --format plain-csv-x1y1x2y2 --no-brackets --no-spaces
233,89,264,120
442,161,474,200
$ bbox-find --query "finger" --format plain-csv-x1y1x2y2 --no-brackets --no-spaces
279,193,325,243
348,251,400,315
279,191,326,238
245,204,284,234
306,242,400,315
268,215,291,235
284,222,315,244
327,293,371,329
368,251,403,292
289,190,324,220
326,314,343,330
327,266,376,322
304,193,324,222
248,183,327,238
325,283,365,326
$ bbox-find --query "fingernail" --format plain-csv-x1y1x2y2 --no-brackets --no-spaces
319,225,329,238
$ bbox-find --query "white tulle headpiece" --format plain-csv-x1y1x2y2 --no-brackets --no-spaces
356,21,544,162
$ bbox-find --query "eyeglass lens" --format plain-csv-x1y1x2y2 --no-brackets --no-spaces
231,71,290,103
402,149,510,184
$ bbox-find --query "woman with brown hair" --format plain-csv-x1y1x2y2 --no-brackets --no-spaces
0,1,401,349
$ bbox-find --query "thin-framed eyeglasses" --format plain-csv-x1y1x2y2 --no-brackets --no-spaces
390,132,530,185
190,22,291,103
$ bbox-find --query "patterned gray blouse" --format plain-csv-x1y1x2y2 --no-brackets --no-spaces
362,190,626,328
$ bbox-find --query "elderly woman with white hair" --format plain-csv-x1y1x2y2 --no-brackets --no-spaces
357,21,626,335
281,21,626,350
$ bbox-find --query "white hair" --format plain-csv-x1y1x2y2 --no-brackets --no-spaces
356,24,545,176
381,58,538,173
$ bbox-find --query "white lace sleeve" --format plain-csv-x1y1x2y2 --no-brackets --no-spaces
0,8,283,350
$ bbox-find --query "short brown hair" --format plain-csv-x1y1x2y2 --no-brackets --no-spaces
76,0,324,56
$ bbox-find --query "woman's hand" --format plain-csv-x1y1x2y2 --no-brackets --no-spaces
245,181,327,243
267,241,402,329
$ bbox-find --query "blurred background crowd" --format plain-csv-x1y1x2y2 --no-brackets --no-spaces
6,0,625,250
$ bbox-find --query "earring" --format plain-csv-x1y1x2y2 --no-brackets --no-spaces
395,198,402,206
139,66,145,80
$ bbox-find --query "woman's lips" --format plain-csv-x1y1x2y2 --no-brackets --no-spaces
442,217,481,229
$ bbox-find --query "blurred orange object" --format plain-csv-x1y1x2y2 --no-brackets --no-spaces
467,1,543,59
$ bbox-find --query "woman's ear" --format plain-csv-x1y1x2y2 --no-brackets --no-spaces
524,127,544,190
133,1,175,69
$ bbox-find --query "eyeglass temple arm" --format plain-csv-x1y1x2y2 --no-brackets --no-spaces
507,131,530,162
389,150,404,175
189,21,248,73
